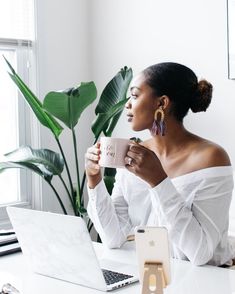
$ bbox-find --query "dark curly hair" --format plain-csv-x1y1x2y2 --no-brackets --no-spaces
143,62,213,122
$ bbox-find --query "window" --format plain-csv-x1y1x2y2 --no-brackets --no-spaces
0,0,35,229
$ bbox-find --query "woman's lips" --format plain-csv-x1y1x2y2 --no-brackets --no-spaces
127,115,133,122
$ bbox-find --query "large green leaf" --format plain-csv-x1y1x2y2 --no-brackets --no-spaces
43,82,97,129
95,66,132,114
0,146,64,181
3,56,63,138
91,98,128,138
92,66,132,138
105,111,122,137
0,161,53,182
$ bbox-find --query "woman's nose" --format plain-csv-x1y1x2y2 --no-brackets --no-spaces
125,97,132,109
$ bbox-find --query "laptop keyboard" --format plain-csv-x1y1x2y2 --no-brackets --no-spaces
102,269,133,285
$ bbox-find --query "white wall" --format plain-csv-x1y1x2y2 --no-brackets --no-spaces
89,0,235,165
35,0,95,213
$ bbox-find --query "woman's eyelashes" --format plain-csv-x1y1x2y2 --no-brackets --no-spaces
130,93,138,100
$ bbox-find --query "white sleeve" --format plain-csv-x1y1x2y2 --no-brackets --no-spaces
87,171,132,248
150,175,234,265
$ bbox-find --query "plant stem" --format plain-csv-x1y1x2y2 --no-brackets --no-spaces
58,175,76,214
55,137,74,199
80,171,86,206
72,128,81,211
47,181,68,215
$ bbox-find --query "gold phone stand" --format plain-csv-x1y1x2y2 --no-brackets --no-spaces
142,262,166,294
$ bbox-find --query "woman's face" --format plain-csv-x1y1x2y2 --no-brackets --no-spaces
125,73,158,132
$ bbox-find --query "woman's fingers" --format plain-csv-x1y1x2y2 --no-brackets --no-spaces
86,143,100,159
85,143,101,175
124,156,134,166
126,149,145,165
85,152,100,162
129,142,149,153
86,160,100,170
124,143,147,168
87,144,100,156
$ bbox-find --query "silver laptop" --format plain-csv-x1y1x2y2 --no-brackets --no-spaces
7,207,138,291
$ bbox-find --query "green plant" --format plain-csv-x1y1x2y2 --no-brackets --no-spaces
0,57,132,222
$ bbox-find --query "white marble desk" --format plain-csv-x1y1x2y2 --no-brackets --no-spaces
0,242,235,294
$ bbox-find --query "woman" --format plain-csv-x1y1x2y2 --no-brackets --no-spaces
85,62,235,266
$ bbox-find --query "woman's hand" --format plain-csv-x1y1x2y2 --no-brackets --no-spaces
85,142,102,188
125,143,167,187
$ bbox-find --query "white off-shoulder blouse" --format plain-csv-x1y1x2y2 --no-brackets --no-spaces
87,166,235,266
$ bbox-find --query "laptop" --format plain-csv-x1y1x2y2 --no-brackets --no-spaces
6,207,138,291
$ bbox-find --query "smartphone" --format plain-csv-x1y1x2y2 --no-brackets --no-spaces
134,226,171,286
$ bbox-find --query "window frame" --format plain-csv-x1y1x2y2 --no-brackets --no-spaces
0,38,36,229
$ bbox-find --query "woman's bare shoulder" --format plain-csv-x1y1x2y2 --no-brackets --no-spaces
192,139,231,168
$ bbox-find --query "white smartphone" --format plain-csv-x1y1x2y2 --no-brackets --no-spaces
134,226,171,286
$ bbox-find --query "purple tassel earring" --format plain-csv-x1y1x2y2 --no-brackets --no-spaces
151,107,166,136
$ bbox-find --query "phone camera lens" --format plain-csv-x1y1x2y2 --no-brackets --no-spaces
137,229,145,233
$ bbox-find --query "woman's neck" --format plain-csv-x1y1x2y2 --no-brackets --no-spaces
147,119,195,157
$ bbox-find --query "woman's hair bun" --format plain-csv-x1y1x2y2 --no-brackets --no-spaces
190,79,213,113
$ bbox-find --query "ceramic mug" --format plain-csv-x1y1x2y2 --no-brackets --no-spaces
99,137,130,168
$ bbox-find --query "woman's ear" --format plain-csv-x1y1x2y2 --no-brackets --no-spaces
158,95,170,110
